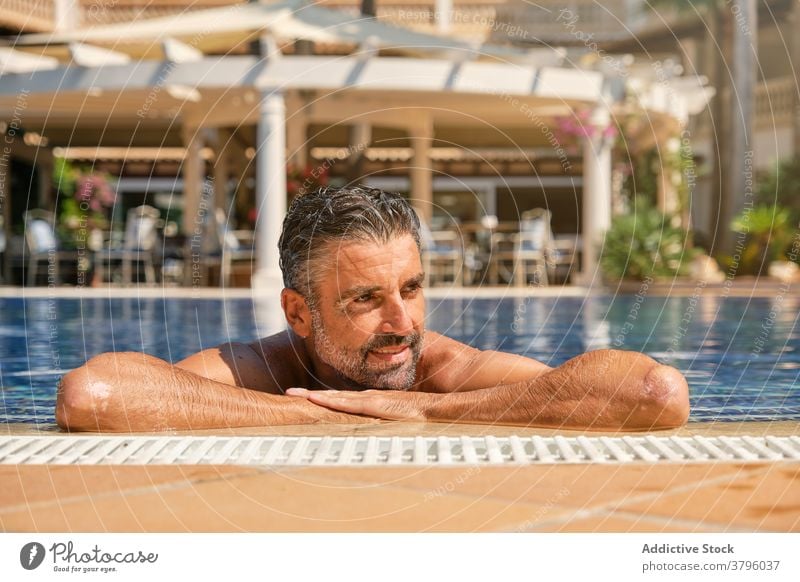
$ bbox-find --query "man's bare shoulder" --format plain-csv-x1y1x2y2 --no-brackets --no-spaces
176,330,309,394
416,331,551,393
415,331,483,392
247,331,312,391
420,331,479,360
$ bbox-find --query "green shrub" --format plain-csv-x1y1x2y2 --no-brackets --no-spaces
757,158,800,218
723,204,794,275
601,198,698,281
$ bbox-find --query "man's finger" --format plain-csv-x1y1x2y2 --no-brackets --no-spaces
304,391,373,415
287,387,369,414
285,388,426,420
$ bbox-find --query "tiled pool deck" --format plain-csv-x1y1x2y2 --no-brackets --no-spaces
2,421,798,532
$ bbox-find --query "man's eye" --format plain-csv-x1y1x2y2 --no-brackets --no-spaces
403,283,422,295
354,294,373,303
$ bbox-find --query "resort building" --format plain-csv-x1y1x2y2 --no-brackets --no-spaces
1,0,715,287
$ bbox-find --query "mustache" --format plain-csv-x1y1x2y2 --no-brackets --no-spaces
362,331,423,353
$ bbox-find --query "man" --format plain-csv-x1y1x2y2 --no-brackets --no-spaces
56,187,689,432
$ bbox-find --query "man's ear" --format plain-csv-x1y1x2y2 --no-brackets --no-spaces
281,288,312,338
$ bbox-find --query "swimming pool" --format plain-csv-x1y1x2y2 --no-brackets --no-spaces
1,294,799,427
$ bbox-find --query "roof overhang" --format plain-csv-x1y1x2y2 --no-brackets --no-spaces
0,54,606,123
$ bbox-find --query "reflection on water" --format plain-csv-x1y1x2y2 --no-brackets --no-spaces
1,295,799,425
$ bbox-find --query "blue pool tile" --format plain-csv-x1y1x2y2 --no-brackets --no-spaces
2,296,799,427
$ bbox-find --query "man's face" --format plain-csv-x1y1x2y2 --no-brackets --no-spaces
308,234,426,390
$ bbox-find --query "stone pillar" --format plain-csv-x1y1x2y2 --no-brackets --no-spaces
251,90,287,293
410,117,434,224
181,125,205,237
579,106,612,286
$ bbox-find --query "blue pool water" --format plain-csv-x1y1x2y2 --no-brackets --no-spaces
1,295,799,427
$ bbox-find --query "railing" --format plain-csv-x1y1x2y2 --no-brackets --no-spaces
0,0,244,32
492,0,634,43
78,0,245,26
755,76,796,129
317,0,506,41
0,0,54,32
318,0,636,43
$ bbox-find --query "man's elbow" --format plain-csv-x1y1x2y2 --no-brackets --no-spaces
638,363,690,429
55,354,117,432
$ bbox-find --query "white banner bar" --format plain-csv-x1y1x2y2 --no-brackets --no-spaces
2,534,799,581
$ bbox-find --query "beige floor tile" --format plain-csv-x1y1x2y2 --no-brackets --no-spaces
281,463,769,512
0,465,259,508
621,463,800,531
0,469,572,532
0,462,794,532
527,511,714,532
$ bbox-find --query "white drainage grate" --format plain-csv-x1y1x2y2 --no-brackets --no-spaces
1,435,799,466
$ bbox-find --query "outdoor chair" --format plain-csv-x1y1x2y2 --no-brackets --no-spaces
521,208,579,284
191,208,253,287
23,209,75,286
419,219,464,286
548,234,580,284
489,208,552,287
102,205,161,285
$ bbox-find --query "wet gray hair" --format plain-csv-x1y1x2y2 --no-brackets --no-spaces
278,186,421,300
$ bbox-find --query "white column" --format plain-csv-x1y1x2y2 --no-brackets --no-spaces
181,125,208,286
181,125,205,237
410,118,434,224
580,106,612,286
252,90,287,293
54,0,79,31
435,0,453,34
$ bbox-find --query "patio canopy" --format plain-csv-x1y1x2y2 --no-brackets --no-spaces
0,54,602,105
10,0,550,63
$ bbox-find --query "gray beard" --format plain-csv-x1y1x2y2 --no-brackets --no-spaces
310,309,422,390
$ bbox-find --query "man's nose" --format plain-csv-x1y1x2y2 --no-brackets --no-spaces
380,293,414,335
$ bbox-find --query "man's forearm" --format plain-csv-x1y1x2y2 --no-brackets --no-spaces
425,350,690,430
56,352,373,432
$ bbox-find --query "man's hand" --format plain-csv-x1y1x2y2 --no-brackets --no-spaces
290,349,690,430
286,388,436,421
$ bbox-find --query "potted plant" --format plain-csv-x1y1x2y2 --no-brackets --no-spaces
725,204,794,276
601,197,699,281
